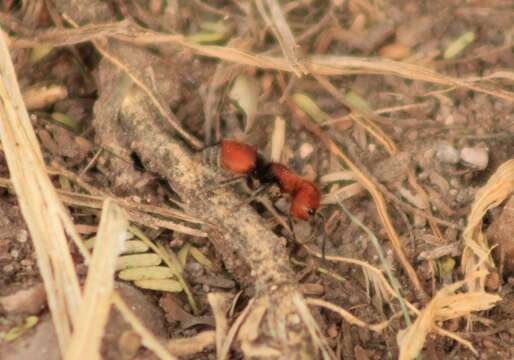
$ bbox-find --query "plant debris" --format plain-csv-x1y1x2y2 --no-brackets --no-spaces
0,1,513,359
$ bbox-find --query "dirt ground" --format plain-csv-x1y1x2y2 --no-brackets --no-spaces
0,1,513,359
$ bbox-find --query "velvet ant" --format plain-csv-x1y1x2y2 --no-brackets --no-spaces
204,139,325,257
213,139,321,220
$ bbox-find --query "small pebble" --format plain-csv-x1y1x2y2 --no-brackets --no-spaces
17,230,28,243
444,114,455,126
0,283,47,315
436,143,459,164
288,314,301,325
118,330,141,359
298,143,314,159
327,323,339,338
348,294,360,305
378,43,411,60
449,178,462,189
20,259,33,269
460,146,489,170
168,236,185,248
185,262,203,275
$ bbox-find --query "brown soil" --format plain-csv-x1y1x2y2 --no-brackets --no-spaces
0,1,513,359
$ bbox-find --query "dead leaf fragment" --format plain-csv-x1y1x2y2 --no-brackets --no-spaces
487,196,514,274
397,272,500,360
229,74,260,133
159,294,194,324
379,43,411,60
462,160,514,291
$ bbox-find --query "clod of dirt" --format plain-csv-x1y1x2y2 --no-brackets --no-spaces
117,330,142,360
460,146,489,170
372,151,411,184
158,293,194,325
436,142,459,164
298,142,315,159
0,282,165,360
102,282,166,360
378,43,411,60
0,283,46,315
487,196,514,275
193,274,236,290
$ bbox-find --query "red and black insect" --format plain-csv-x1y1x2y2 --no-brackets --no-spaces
210,139,321,220
204,139,325,257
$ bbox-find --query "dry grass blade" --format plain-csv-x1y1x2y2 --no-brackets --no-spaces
207,293,231,359
65,199,128,360
11,23,514,101
203,63,239,144
293,293,336,360
337,200,412,325
237,301,267,343
256,0,305,76
63,15,204,150
219,299,255,360
1,24,177,360
77,237,177,360
322,182,365,204
305,246,403,306
57,189,207,236
301,246,479,355
291,102,426,298
49,165,204,225
397,271,501,360
462,159,514,291
0,177,206,235
0,30,83,353
270,116,286,162
306,298,390,333
308,56,514,102
309,75,397,154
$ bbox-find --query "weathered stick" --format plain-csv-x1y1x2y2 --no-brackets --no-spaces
117,87,326,357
